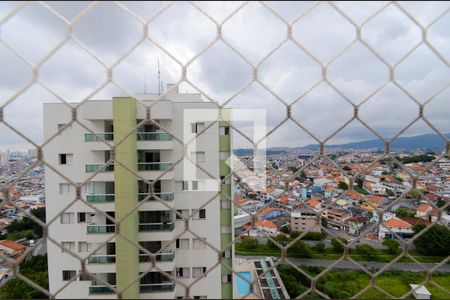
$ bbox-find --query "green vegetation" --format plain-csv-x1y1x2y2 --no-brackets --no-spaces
331,237,348,252
407,188,424,200
386,189,395,197
0,255,48,299
338,182,349,190
343,165,352,171
354,187,369,195
3,207,45,240
414,224,450,256
382,239,401,255
399,154,435,164
277,265,450,299
395,207,415,217
355,244,378,259
288,166,299,173
290,230,325,241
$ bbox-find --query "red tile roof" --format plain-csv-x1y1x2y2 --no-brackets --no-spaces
0,240,25,252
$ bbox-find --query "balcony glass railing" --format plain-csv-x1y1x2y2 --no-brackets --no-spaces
86,194,115,203
88,255,116,264
89,285,115,294
85,164,114,172
87,224,116,234
139,249,175,262
138,192,174,201
139,221,174,232
140,282,175,293
84,133,114,141
137,132,171,141
137,162,172,171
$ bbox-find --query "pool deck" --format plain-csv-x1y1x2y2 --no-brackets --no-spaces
234,259,263,299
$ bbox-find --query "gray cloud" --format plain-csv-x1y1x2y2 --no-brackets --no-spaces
0,1,449,149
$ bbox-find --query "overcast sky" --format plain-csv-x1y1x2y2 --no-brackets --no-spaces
0,1,449,150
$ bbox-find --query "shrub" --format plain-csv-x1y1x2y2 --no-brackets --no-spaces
414,224,450,256
382,239,401,255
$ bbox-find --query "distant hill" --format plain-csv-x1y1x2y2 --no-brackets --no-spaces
304,133,449,151
234,133,449,156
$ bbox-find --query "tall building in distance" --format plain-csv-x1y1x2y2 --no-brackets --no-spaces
43,85,233,299
0,150,8,166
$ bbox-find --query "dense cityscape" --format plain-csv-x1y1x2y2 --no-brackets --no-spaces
0,143,449,299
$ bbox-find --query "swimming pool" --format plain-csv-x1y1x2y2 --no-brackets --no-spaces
236,271,253,295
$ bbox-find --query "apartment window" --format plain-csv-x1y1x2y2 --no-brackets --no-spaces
219,126,230,135
62,270,76,281
221,226,232,234
176,238,189,249
191,122,205,133
176,267,190,278
59,183,70,195
61,212,75,224
176,181,189,192
222,274,232,283
219,151,230,160
61,242,75,252
59,153,73,165
192,181,199,191
175,210,189,220
192,267,207,278
221,200,231,209
193,238,207,249
222,248,232,258
78,213,86,223
193,209,206,220
191,151,205,162
78,242,90,253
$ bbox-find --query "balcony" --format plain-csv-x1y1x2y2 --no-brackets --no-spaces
89,285,115,294
88,255,116,264
87,249,174,264
89,282,175,294
85,133,114,141
137,162,172,171
139,249,175,262
139,221,174,232
87,224,116,234
137,132,171,141
85,164,114,173
140,282,175,293
86,194,115,203
138,192,174,201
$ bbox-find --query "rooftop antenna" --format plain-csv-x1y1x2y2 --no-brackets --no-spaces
157,59,161,95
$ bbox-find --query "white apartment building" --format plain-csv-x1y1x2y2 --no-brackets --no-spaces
0,151,8,166
43,86,233,299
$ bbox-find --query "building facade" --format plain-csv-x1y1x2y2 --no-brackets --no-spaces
44,87,233,299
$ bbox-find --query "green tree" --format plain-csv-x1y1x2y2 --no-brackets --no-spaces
355,177,364,188
382,239,401,255
5,207,46,239
356,244,378,259
240,237,258,250
414,224,450,256
386,189,395,197
289,240,313,258
331,237,347,252
343,166,352,171
338,182,349,190
269,234,289,248
280,224,291,234
408,189,423,200
395,207,414,217
290,230,301,240
314,242,326,253
0,255,48,299
288,166,299,173
412,224,426,235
